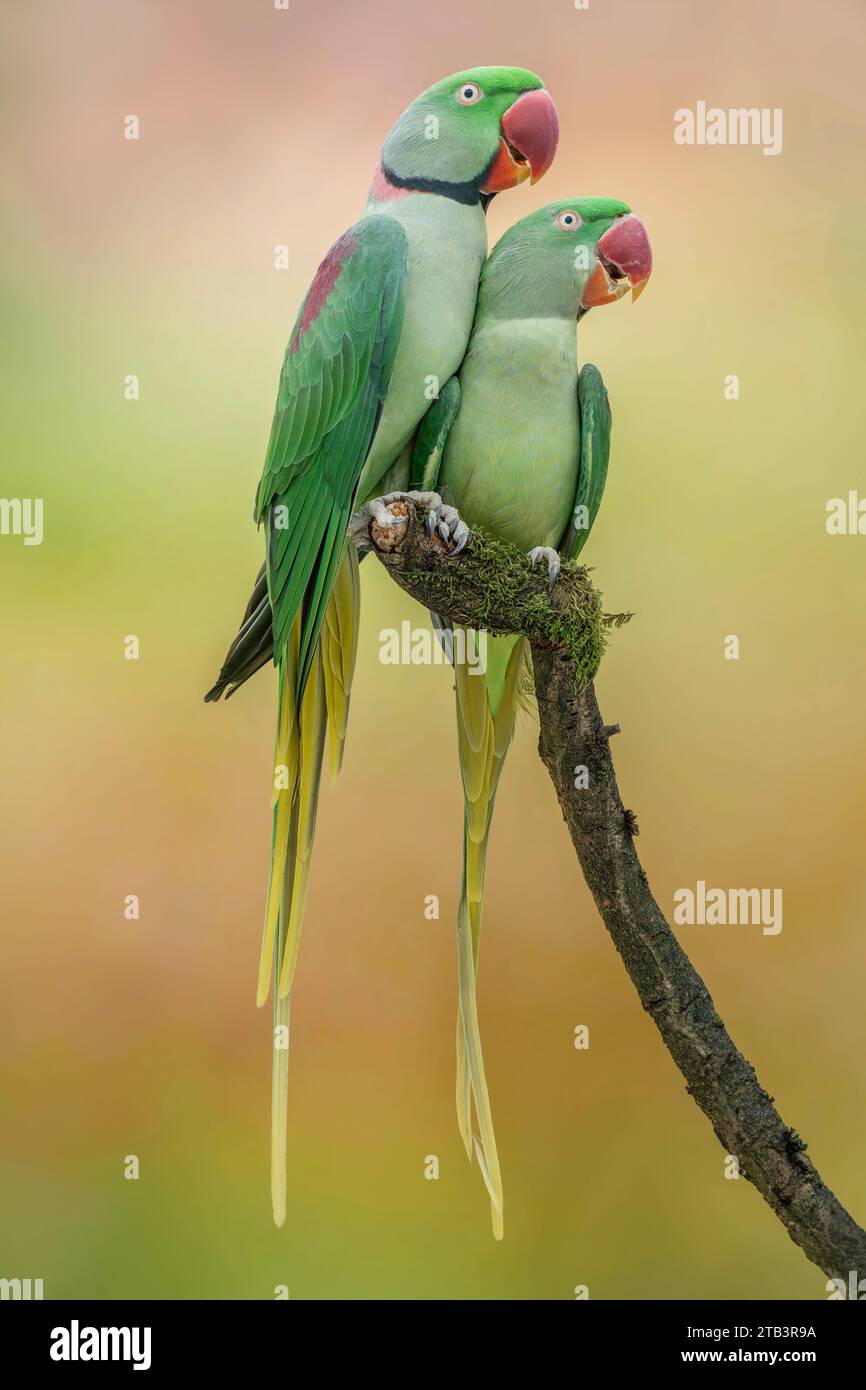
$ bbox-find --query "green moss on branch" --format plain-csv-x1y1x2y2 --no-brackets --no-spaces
370,506,627,685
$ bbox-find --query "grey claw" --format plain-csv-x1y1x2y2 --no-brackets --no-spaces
356,489,466,554
528,545,561,590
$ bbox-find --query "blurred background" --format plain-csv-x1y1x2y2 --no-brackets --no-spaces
1,0,865,1300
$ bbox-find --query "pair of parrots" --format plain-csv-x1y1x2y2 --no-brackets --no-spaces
205,66,652,1237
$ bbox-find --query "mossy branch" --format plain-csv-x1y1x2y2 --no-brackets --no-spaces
365,498,628,684
359,495,866,1285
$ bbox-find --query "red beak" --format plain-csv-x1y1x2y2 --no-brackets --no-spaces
582,213,653,308
481,88,559,193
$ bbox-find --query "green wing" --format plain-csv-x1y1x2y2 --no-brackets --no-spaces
409,376,461,493
256,216,408,697
559,362,612,561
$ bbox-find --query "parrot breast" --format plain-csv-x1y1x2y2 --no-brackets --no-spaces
440,317,580,551
356,192,488,503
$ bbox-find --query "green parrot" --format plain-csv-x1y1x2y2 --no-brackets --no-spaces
407,197,653,1237
204,68,560,1227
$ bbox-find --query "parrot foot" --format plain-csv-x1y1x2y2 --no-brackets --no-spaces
347,495,409,552
401,490,470,554
349,491,470,555
528,545,561,589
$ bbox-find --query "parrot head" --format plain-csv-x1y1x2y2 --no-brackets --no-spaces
379,68,559,204
481,197,653,318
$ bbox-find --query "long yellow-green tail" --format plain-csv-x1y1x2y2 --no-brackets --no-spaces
453,627,526,1240
258,541,360,1226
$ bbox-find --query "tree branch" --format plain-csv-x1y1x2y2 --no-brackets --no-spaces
359,497,866,1283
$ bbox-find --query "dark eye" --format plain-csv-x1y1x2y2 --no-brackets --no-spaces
556,210,582,230
456,83,483,106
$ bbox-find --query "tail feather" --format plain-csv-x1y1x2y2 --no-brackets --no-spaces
204,564,274,702
452,629,525,1240
456,850,504,1239
321,539,361,782
258,541,360,1226
276,653,327,1000
256,625,300,1008
270,989,290,1227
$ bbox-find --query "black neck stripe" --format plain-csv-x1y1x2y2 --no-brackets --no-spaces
381,161,491,208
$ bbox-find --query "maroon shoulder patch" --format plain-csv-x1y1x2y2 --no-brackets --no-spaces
289,230,358,353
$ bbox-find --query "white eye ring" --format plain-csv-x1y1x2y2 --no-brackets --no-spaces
456,83,483,106
555,210,582,230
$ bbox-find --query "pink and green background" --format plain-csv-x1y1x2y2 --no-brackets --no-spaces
2,0,865,1298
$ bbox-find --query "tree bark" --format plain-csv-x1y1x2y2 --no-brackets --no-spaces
359,497,866,1284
